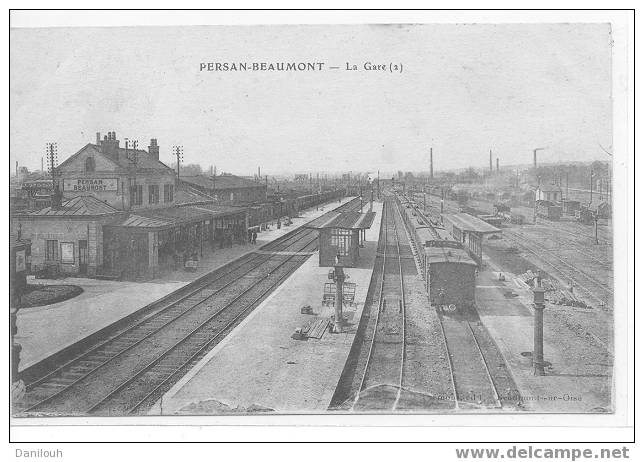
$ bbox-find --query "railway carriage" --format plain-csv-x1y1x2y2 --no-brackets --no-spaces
423,245,477,309
393,193,478,310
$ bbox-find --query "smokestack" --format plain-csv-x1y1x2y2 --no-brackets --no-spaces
430,147,434,179
258,166,261,180
148,138,159,161
496,158,499,173
96,132,101,145
533,149,537,170
41,157,44,173
15,161,18,177
490,150,493,172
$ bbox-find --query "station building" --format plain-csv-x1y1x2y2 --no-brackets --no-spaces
11,131,249,280
535,184,562,203
179,174,267,205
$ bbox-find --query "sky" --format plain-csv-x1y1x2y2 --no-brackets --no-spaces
10,23,612,176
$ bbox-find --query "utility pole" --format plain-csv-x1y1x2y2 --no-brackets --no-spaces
377,170,380,199
534,175,541,224
125,139,139,209
589,170,594,205
430,147,434,179
46,142,59,207
173,145,184,181
566,171,569,200
212,166,218,200
532,276,546,376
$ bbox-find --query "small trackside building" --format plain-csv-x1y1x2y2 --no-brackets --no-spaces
443,212,501,266
11,196,124,277
305,210,375,267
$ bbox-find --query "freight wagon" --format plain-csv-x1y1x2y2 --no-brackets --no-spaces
536,200,562,221
395,193,477,310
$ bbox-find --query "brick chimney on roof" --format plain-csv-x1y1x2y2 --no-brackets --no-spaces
99,131,120,161
148,138,159,161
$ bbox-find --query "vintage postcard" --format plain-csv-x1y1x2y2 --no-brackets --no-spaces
8,11,632,442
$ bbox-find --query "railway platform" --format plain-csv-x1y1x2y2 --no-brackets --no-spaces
474,258,613,413
148,201,384,414
16,198,354,373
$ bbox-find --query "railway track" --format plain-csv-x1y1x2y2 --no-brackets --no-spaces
501,231,613,310
352,199,407,410
397,193,513,410
16,198,361,416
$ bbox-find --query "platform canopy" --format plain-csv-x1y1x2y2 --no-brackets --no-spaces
305,210,376,230
443,213,500,234
112,204,244,230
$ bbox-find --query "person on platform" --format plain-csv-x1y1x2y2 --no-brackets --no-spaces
252,231,258,244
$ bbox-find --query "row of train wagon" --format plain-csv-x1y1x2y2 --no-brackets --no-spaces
246,189,343,228
395,195,477,310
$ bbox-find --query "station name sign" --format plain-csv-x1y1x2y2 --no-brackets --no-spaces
63,178,118,192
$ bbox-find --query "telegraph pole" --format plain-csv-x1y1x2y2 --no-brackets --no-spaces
212,166,218,200
173,145,184,180
46,142,59,207
125,139,139,209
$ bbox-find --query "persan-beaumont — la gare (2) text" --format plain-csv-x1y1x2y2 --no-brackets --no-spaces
199,62,403,72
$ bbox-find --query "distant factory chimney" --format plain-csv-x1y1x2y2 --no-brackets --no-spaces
96,132,101,145
534,150,537,169
489,149,493,172
429,147,434,179
148,138,159,161
496,158,499,173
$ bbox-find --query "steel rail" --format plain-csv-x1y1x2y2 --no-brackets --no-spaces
352,199,388,408
391,197,407,410
23,227,313,393
22,233,316,414
23,199,363,414
88,237,320,414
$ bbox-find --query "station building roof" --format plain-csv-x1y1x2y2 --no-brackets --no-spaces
305,210,376,230
13,196,121,217
58,143,174,175
443,213,501,234
180,174,265,191
174,185,217,206
110,204,245,230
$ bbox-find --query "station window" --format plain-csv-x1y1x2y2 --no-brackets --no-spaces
45,239,59,261
85,157,95,173
163,184,174,203
130,185,143,205
331,229,352,256
149,185,160,204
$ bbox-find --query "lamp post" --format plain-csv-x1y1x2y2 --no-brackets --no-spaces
532,279,546,376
